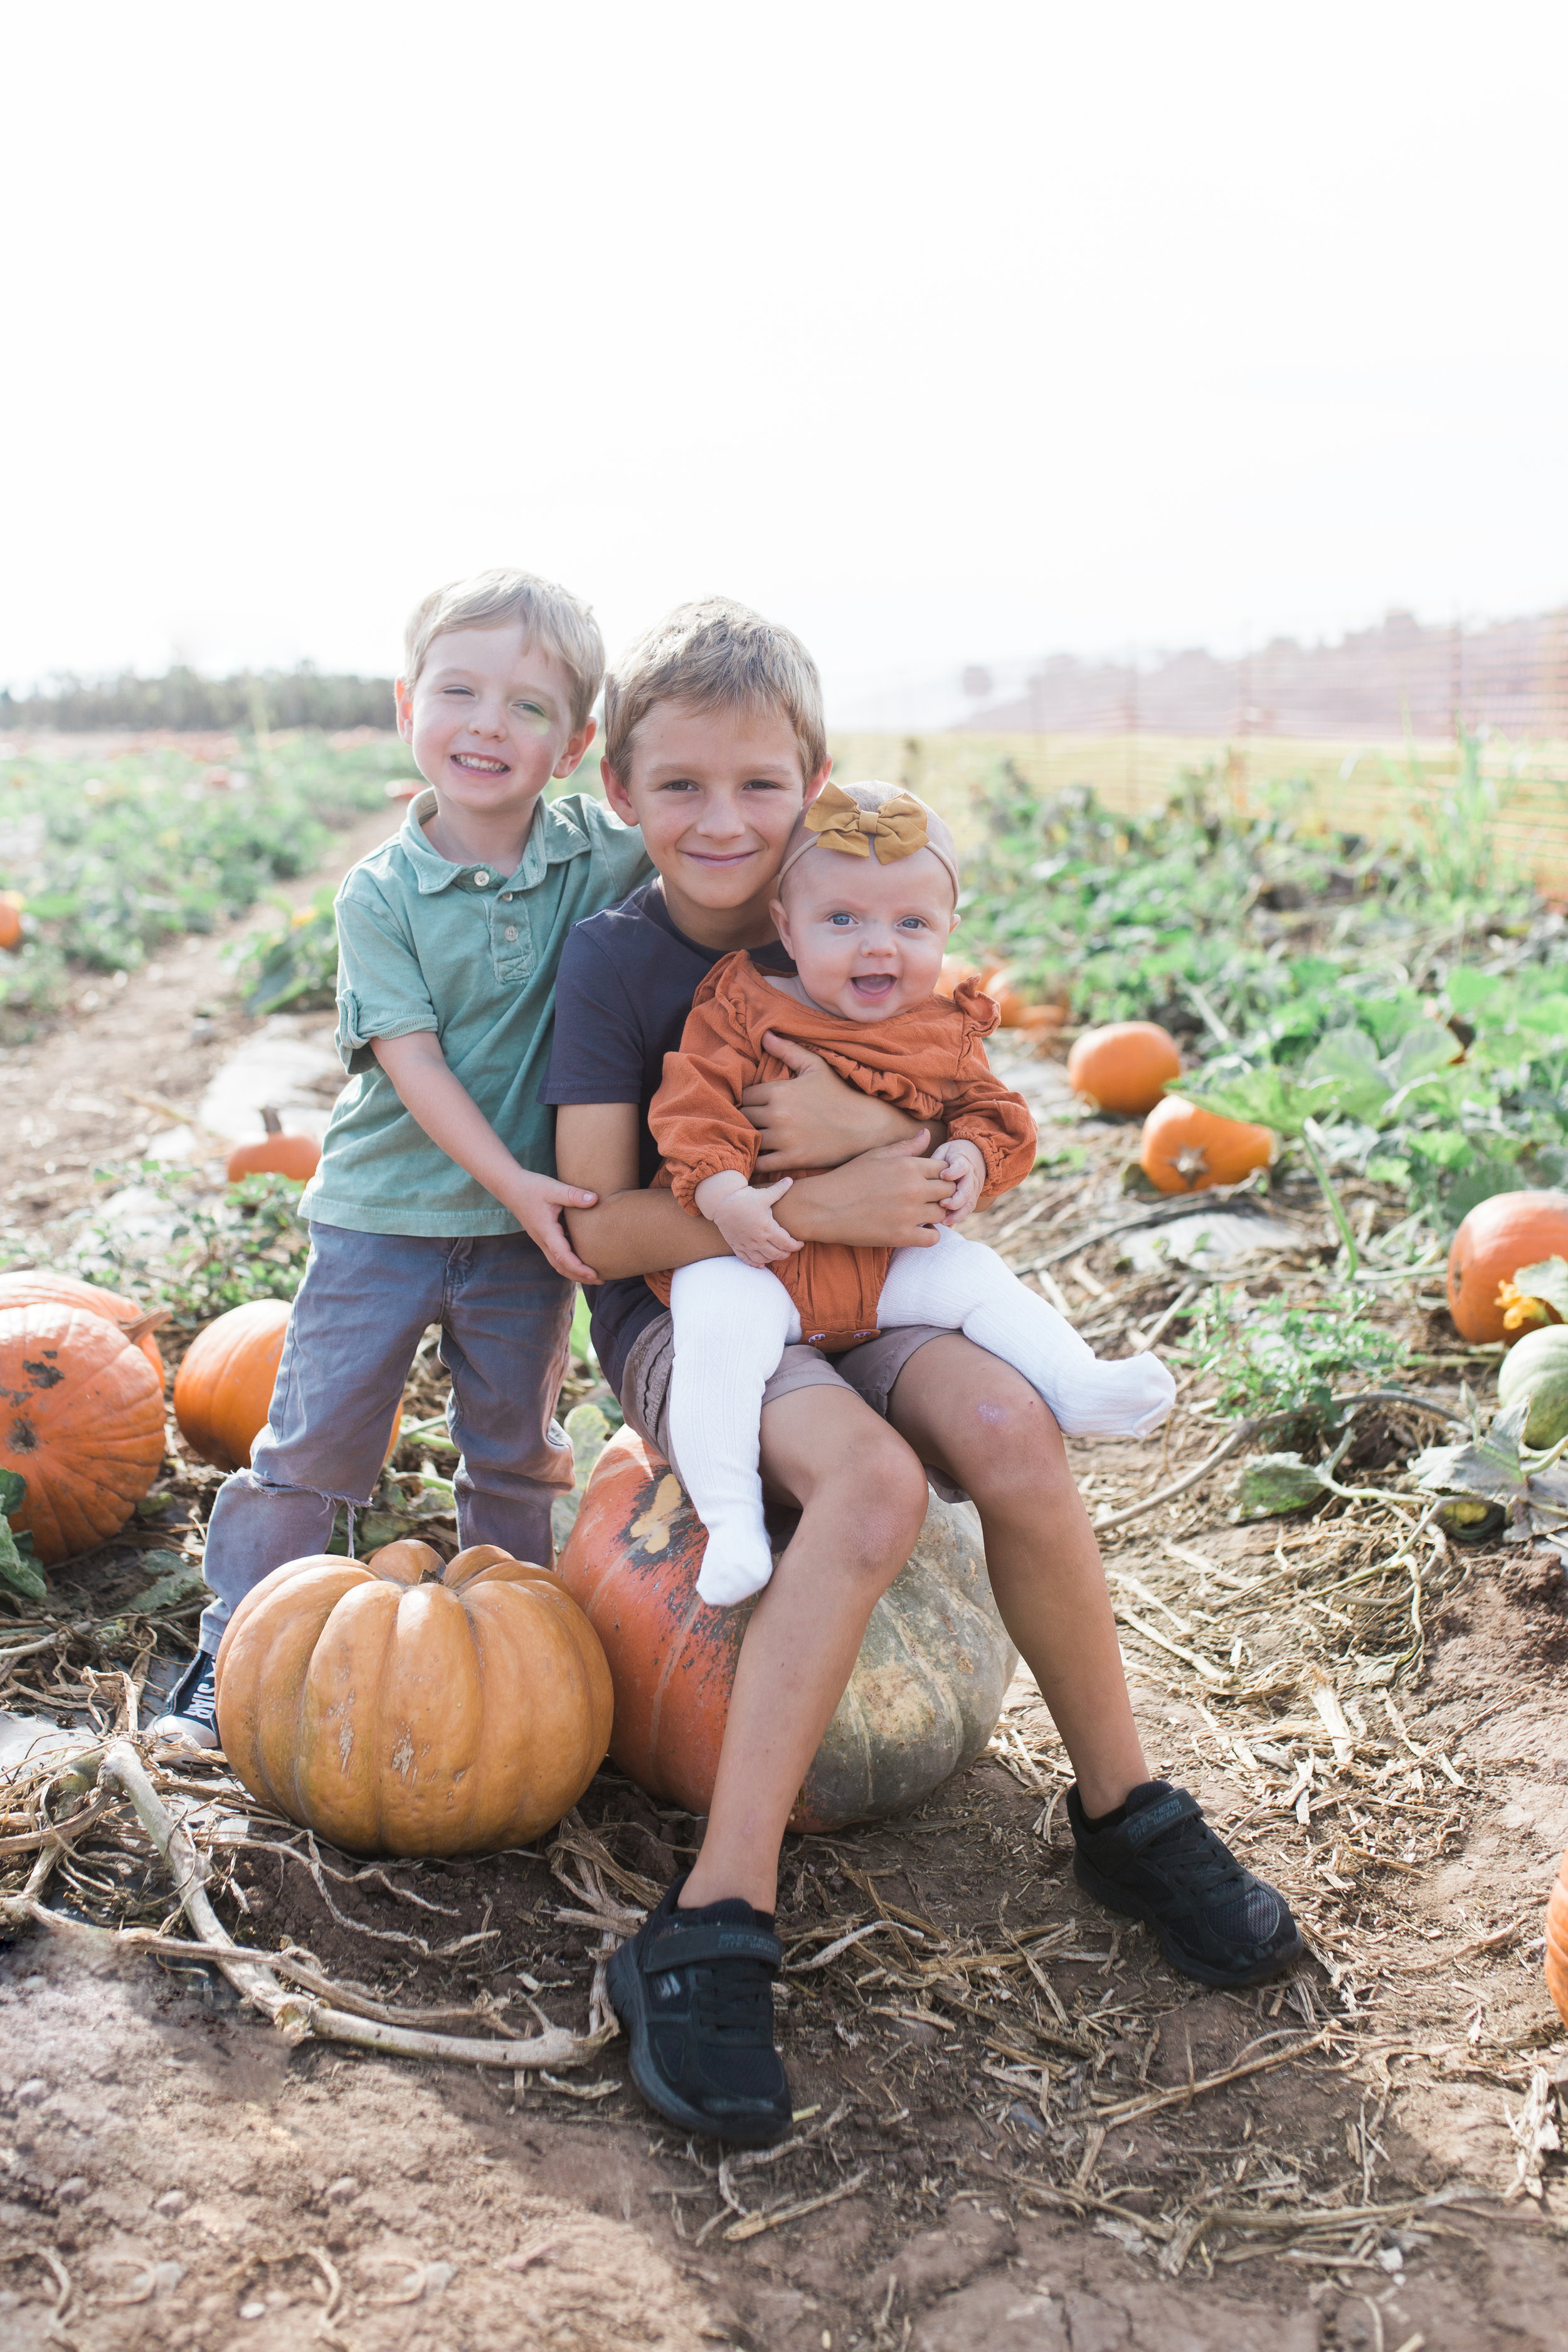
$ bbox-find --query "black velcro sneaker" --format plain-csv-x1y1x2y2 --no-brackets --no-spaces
606,1877,793,2146
1068,1779,1304,1989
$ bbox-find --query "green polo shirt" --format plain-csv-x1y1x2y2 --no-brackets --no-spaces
300,787,653,1237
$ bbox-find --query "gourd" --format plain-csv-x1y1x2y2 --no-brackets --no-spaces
215,1539,613,1856
225,1106,322,1185
1496,1325,1568,1448
1447,1191,1568,1346
174,1297,400,1473
1547,1848,1568,2027
981,963,1066,1033
1069,1022,1181,1116
0,896,22,954
174,1298,293,1471
1140,1095,1276,1194
0,1272,166,1382
0,1304,167,1563
556,1426,1017,1832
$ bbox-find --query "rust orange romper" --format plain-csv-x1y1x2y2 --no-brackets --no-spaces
646,953,1037,1353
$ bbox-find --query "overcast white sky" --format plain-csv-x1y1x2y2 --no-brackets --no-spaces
3,3,1565,719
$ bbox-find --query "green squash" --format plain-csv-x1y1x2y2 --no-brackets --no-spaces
1497,1324,1568,1448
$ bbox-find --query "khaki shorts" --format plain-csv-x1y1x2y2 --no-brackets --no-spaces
619,1311,968,1506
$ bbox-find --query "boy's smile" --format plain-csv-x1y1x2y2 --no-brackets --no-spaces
396,623,597,871
601,702,827,951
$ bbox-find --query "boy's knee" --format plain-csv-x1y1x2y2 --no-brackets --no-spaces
832,1433,929,1574
955,1382,1069,1491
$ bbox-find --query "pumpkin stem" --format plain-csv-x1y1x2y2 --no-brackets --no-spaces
418,1564,446,1584
261,1105,283,1135
124,1310,171,1343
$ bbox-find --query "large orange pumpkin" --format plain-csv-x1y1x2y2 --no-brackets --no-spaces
1547,1848,1568,2027
556,1427,1017,1832
1446,1190,1568,1346
1069,1021,1182,1115
174,1297,400,1473
1140,1094,1276,1194
225,1106,322,1185
214,1539,613,1856
0,1272,166,1383
0,1305,167,1564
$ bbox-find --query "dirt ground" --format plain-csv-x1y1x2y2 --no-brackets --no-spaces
4,797,1568,2349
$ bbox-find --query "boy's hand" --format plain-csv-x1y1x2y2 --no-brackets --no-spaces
744,1034,945,1170
934,1139,987,1224
780,1130,956,1249
695,1169,802,1269
504,1172,603,1285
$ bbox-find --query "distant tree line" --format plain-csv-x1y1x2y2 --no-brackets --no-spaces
0,664,396,732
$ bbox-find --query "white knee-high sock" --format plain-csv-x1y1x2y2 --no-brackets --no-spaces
667,1259,800,1607
875,1228,1175,1439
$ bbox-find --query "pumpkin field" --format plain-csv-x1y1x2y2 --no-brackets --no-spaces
4,731,1568,2351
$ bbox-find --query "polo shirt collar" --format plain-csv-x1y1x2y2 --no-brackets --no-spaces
399,788,594,896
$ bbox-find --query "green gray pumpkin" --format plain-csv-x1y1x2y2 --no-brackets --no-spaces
1498,1325,1568,1449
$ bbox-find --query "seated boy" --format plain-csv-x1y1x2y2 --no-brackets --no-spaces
154,566,650,1745
543,597,1300,2148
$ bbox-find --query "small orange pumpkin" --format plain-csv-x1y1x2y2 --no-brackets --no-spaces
935,955,981,1000
214,1539,614,1856
174,1296,400,1472
0,1272,166,1383
1547,1848,1568,2026
1140,1094,1276,1194
0,1304,167,1563
1446,1190,1568,1346
1069,1021,1182,1116
0,896,22,954
225,1106,322,1185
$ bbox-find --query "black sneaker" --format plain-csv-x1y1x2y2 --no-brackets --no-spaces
1068,1779,1303,1988
148,1650,220,1751
605,1876,792,2146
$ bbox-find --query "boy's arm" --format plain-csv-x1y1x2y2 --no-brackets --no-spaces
371,1032,601,1283
743,1032,948,1170
557,1104,956,1278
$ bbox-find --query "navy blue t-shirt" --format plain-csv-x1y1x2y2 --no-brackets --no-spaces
539,879,793,1394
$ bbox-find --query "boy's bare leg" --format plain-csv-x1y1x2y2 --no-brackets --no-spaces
886,1333,1148,1816
681,1385,930,1914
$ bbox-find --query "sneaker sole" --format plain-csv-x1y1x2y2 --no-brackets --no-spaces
1072,1851,1305,1989
605,1941,790,2149
147,1718,221,1751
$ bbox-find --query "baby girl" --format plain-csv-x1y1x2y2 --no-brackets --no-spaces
647,780,1176,1606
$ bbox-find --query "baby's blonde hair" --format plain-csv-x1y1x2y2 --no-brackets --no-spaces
403,569,605,731
602,597,827,783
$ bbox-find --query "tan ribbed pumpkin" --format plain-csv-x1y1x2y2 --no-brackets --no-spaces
215,1540,614,1856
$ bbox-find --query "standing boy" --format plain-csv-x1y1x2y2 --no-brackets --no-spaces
543,598,1300,2146
154,568,650,1745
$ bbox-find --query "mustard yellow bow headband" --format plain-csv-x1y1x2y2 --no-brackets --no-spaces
776,780,961,898
803,780,931,863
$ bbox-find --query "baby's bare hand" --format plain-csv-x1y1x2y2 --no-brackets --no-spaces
937,1140,986,1224
711,1176,802,1268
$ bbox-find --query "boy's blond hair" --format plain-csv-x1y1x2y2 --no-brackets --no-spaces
403,569,605,731
603,597,827,784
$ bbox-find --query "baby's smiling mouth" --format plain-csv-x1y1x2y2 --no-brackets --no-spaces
850,972,896,999
452,752,509,775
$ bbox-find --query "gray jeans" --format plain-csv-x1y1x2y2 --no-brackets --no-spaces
198,1222,574,1651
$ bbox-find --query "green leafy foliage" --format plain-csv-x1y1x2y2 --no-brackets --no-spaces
0,733,407,1027
1180,1288,1408,1425
0,1468,46,1599
66,1170,312,1328
228,886,341,1014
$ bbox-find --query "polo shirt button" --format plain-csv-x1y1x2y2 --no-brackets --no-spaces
474,869,490,886
504,926,518,942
